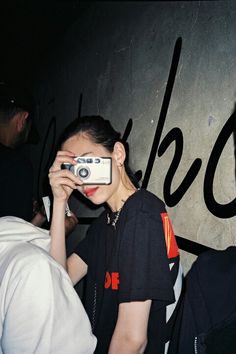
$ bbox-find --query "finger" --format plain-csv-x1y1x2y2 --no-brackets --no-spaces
53,168,84,186
49,168,81,184
50,158,76,172
49,169,76,182
49,176,77,190
49,157,77,173
49,170,76,185
75,176,84,186
49,151,77,172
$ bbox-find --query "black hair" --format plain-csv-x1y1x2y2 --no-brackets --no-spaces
58,115,139,188
0,102,26,123
0,83,34,123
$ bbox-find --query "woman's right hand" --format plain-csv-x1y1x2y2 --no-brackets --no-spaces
49,151,82,202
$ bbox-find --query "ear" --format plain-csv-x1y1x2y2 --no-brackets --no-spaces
15,112,29,132
113,142,126,166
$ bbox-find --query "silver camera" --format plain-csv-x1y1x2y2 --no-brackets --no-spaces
62,157,112,185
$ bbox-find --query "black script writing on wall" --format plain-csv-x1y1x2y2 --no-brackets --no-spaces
37,37,236,219
128,37,236,218
204,111,236,218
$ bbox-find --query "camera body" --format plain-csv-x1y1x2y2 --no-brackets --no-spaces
62,156,112,185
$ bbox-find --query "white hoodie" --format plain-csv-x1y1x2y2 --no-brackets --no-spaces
0,216,97,354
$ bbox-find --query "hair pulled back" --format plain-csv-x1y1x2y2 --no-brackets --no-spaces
59,115,120,152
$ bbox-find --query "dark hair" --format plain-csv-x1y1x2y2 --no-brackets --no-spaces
59,115,121,152
58,115,139,188
0,102,26,123
0,83,34,123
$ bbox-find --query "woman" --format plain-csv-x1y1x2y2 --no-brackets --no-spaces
49,116,182,354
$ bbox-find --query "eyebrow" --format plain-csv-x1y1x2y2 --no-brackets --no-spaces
80,152,93,157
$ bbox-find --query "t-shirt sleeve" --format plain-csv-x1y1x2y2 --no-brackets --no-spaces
74,230,90,264
74,216,105,266
118,209,175,306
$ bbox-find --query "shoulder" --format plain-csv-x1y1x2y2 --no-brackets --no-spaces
2,243,70,285
0,145,32,174
83,209,107,244
124,189,166,219
87,208,107,232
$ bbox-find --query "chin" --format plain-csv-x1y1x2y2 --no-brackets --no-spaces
89,195,107,205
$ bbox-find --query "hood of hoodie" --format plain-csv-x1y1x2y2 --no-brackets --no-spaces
0,216,50,252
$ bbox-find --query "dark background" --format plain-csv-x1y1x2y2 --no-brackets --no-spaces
0,0,92,90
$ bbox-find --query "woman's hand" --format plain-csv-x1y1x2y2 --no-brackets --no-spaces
49,151,82,202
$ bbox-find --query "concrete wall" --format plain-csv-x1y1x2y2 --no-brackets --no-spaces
31,1,236,273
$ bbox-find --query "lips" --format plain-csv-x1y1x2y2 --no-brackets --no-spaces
84,187,99,197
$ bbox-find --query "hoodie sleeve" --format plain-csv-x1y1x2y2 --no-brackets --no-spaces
1,244,97,354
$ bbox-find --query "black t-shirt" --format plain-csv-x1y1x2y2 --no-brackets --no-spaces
75,189,182,354
0,143,33,221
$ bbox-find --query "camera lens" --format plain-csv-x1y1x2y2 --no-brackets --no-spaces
78,167,90,179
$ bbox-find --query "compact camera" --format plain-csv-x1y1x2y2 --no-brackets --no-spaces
62,156,112,185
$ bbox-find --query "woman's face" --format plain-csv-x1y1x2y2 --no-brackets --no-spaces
62,133,122,206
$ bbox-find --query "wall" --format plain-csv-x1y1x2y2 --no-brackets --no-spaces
31,1,236,273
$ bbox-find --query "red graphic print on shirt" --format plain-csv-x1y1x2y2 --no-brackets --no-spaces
104,213,179,290
105,271,120,290
160,212,179,259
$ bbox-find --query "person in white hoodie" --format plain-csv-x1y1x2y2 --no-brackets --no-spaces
0,216,97,354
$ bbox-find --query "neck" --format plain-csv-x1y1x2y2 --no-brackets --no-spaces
107,177,137,212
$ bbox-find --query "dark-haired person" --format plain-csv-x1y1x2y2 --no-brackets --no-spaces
0,84,35,222
0,83,78,232
49,116,183,354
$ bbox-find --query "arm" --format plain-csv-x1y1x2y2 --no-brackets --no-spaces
50,197,68,268
48,151,85,280
67,252,88,285
50,196,87,285
109,300,151,354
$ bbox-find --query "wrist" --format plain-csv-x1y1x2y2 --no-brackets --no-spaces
53,198,67,211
